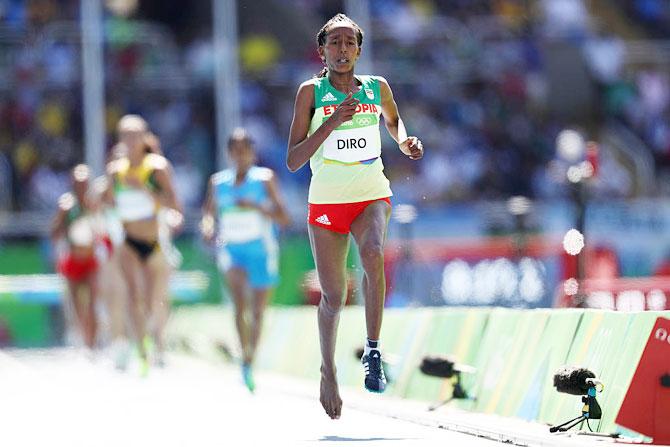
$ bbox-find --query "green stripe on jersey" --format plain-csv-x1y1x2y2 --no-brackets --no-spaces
321,113,379,129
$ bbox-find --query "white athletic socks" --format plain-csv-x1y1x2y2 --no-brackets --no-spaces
364,338,380,356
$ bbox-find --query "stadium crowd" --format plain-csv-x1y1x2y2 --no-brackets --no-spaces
0,0,668,214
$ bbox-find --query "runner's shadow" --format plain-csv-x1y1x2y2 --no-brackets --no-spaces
319,436,413,442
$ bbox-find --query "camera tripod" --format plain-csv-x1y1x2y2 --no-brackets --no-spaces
428,372,474,411
550,386,602,433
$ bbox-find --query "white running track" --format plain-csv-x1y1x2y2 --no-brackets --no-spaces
0,349,504,447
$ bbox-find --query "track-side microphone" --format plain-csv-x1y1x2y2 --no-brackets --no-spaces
420,355,457,378
419,355,477,378
550,366,605,433
419,355,477,410
553,366,602,395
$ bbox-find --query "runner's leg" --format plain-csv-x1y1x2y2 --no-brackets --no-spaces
226,268,251,364
146,251,172,364
249,287,269,363
118,243,148,360
350,200,391,341
309,224,350,419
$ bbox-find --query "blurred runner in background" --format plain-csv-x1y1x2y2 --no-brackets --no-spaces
92,149,130,370
144,131,183,367
51,164,107,352
105,115,183,375
201,128,290,392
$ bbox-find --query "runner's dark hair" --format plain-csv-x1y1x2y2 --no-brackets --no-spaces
315,13,364,78
228,127,254,148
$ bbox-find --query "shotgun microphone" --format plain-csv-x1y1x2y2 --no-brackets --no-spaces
553,366,602,395
420,355,476,378
420,355,457,378
419,355,476,411
550,366,604,433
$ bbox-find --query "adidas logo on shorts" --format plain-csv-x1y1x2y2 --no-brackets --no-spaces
321,92,337,102
315,214,331,225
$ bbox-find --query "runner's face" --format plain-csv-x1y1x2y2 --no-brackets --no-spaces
119,129,146,156
228,141,255,170
320,25,360,74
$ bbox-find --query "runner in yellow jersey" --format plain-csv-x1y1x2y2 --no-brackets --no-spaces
287,13,423,419
104,115,182,374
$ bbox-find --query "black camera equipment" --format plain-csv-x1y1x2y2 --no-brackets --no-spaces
550,366,604,433
419,355,476,411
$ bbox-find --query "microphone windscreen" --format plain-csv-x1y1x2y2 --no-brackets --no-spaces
420,355,456,378
553,366,596,395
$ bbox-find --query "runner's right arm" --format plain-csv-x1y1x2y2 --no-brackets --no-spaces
50,202,68,242
200,177,216,242
101,163,117,207
50,195,72,258
287,82,359,172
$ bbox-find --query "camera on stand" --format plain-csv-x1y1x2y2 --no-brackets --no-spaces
550,366,604,433
419,355,476,411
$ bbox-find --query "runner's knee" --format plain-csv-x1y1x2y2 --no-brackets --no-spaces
319,287,346,314
358,239,385,268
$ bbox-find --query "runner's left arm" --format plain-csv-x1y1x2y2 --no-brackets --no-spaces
263,173,291,227
50,205,68,242
379,77,423,160
153,163,184,231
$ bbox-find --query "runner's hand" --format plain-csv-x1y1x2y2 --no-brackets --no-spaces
400,136,423,160
165,208,184,234
236,198,258,209
329,92,359,127
200,215,215,242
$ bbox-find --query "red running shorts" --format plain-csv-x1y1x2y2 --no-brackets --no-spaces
308,197,391,234
58,254,99,282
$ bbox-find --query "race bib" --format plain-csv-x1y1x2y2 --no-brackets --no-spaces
322,114,381,163
116,189,156,221
68,217,94,247
220,210,265,243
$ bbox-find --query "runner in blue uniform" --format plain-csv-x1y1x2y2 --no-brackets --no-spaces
202,128,290,392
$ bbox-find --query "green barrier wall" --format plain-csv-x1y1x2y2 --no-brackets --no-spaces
0,236,317,306
478,309,552,416
378,308,435,398
0,300,52,347
332,307,368,388
401,308,490,403
258,307,320,379
0,235,316,346
531,309,584,421
166,305,670,439
469,308,525,413
0,241,48,274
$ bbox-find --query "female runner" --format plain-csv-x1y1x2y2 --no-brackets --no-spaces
287,14,423,419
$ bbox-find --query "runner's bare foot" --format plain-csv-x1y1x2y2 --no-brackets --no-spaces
320,367,342,419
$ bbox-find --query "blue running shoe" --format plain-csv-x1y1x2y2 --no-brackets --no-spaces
242,363,255,393
361,349,386,393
